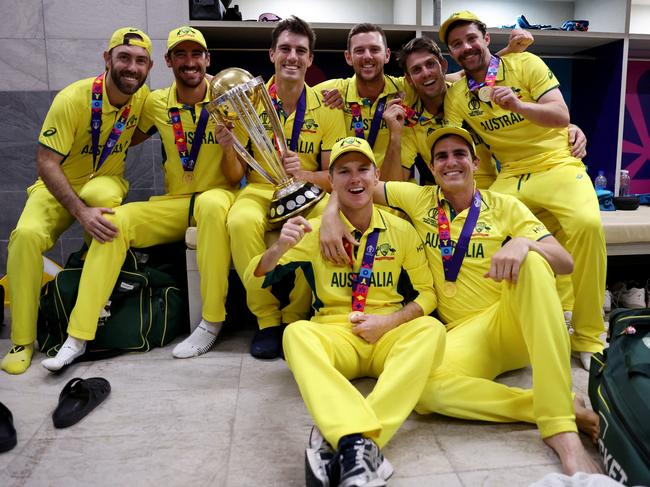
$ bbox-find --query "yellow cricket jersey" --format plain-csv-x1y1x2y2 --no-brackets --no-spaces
316,75,417,170
245,78,347,185
385,181,551,325
38,76,149,186
403,94,496,187
255,206,437,323
137,80,234,195
444,52,579,176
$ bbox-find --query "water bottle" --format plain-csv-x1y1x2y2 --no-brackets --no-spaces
619,169,630,196
594,170,607,191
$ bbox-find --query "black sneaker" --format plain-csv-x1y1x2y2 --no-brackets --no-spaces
250,324,286,359
305,426,338,487
337,436,389,487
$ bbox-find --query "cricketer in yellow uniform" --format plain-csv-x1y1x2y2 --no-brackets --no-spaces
384,148,576,440
317,74,417,174
227,78,346,334
3,27,152,374
444,51,606,355
401,95,497,188
62,77,239,344
246,138,445,456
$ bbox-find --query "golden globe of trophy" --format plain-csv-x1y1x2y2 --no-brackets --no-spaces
207,67,324,224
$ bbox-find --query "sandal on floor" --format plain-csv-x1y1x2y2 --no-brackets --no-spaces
52,377,111,429
0,402,17,453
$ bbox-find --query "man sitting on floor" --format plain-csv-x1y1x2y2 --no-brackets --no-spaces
249,137,446,486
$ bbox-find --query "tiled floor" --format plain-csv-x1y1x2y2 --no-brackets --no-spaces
0,314,600,487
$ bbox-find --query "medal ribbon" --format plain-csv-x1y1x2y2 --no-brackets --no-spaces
169,105,209,173
467,55,500,97
90,73,132,173
349,96,386,149
351,229,380,312
437,190,482,282
268,83,307,152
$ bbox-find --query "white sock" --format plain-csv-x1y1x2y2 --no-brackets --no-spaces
42,336,87,371
172,320,222,359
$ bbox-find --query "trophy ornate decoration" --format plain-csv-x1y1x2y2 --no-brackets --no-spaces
207,68,325,224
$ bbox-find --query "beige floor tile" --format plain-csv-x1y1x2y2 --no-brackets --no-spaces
4,431,231,486
233,383,310,432
390,473,463,487
458,463,560,486
385,414,455,477
238,352,294,390
435,421,558,471
225,426,309,487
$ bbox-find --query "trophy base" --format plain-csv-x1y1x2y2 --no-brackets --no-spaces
268,180,325,225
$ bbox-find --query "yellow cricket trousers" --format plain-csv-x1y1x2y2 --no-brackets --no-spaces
7,176,128,345
227,183,328,328
416,252,576,439
284,315,445,449
490,161,606,353
67,188,235,340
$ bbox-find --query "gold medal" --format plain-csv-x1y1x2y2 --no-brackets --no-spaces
348,311,364,322
443,281,457,298
183,172,194,183
478,86,493,103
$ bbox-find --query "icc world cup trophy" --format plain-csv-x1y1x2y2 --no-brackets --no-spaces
207,68,324,224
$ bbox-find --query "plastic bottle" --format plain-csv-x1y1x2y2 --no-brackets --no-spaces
594,170,607,191
619,169,630,196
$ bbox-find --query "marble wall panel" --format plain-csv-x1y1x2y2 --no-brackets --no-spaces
0,0,45,39
0,39,48,91
43,0,147,39
148,39,174,90
146,0,190,40
45,39,106,91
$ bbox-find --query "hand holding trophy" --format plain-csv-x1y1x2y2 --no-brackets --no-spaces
207,68,324,224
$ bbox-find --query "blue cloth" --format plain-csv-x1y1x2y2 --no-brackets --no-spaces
597,189,615,211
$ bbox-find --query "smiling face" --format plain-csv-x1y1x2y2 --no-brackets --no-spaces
105,44,152,95
446,22,491,77
165,41,210,89
345,31,390,84
329,153,379,211
404,50,448,100
269,30,313,84
430,135,479,194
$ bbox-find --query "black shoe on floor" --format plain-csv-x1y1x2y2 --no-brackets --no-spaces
250,325,286,359
0,402,17,453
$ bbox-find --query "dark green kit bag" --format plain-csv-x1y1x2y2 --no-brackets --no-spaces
37,243,189,357
589,308,650,486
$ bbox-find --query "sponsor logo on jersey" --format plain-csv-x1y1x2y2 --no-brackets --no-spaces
42,127,57,137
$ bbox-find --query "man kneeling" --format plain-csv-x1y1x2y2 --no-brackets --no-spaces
248,137,445,486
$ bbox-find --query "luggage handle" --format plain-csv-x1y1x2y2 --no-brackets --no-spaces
627,363,650,377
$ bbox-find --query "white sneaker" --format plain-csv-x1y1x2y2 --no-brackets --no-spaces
563,311,574,335
603,288,612,315
572,351,592,371
618,283,646,308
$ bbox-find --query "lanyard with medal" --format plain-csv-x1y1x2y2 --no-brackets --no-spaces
467,55,500,103
268,83,306,153
90,73,132,177
169,104,210,183
348,229,380,322
437,190,481,297
349,96,386,149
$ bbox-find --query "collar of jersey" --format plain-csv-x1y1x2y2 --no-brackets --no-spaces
345,75,401,105
340,205,388,237
165,79,211,109
265,76,320,110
